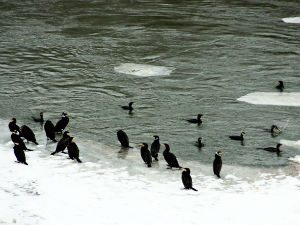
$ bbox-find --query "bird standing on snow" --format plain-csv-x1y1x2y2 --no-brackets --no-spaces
213,151,222,178
140,143,152,167
13,142,28,165
150,135,160,161
182,168,198,191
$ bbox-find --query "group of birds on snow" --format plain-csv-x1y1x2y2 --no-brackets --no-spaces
7,81,284,191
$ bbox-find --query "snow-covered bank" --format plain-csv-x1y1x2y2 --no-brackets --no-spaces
1,140,299,225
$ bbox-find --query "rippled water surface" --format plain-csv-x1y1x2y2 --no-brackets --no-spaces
0,0,299,167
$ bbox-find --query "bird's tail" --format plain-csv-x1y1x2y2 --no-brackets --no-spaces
50,151,56,155
34,141,39,145
75,158,82,163
24,162,28,165
191,187,198,191
147,163,152,168
25,148,34,151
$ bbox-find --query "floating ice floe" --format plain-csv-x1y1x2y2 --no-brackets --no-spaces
237,92,300,107
289,155,300,164
282,17,300,24
280,139,300,149
114,63,175,77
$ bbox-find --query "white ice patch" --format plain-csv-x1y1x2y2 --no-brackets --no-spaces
114,63,175,77
282,17,300,24
280,139,300,149
237,92,300,106
289,155,300,164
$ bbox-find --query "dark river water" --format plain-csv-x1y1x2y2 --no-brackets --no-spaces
0,0,299,168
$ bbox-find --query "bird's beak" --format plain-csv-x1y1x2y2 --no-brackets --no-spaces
183,169,187,172
140,144,144,147
161,144,165,147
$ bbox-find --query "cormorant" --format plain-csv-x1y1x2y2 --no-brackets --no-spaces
32,112,44,123
8,118,20,132
140,143,152,167
54,112,69,133
213,151,222,178
11,130,33,151
117,130,131,148
229,132,245,141
51,131,70,155
196,137,204,147
67,137,82,163
162,143,182,169
258,143,283,152
182,168,198,191
120,102,135,110
276,81,284,91
13,142,28,165
44,120,57,142
186,114,203,124
19,125,38,145
150,135,160,161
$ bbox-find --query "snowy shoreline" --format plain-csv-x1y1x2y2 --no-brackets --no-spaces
1,139,299,225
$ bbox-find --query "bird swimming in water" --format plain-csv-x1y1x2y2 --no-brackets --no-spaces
181,168,198,191
276,81,284,91
213,151,222,178
162,143,182,169
13,142,28,165
150,135,160,161
229,132,245,141
19,125,39,145
51,131,70,155
44,120,57,142
54,112,69,133
120,102,135,111
11,130,33,151
8,118,20,132
186,114,203,124
140,143,152,167
32,112,44,123
257,143,283,153
117,130,132,148
196,137,204,148
67,137,82,163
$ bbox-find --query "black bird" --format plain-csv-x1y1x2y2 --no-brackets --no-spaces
258,143,283,153
11,131,33,151
196,137,204,148
67,137,82,163
162,143,182,169
19,125,38,145
32,112,44,123
229,132,245,141
213,151,222,178
186,114,203,124
182,168,198,191
44,120,57,142
140,143,152,167
117,130,132,148
276,81,284,91
270,125,280,135
51,131,70,155
120,102,135,110
150,135,160,161
54,112,69,133
8,118,20,132
13,142,28,165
